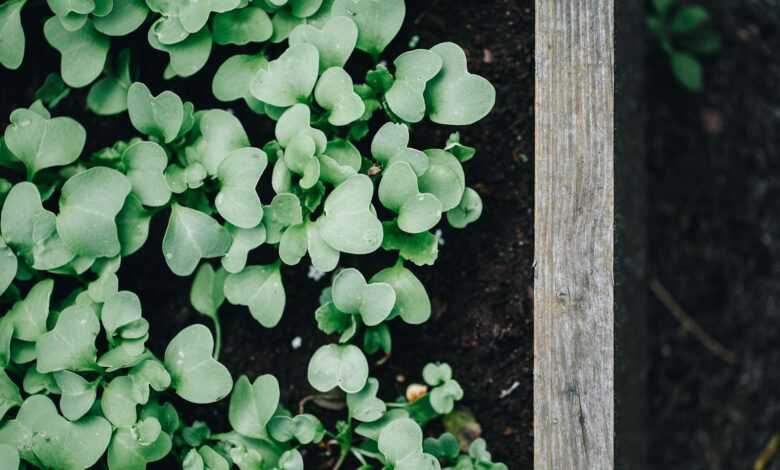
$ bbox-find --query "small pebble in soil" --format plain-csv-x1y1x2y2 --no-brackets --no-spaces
307,265,325,281
291,336,302,350
409,35,420,48
406,383,429,402
395,374,406,383
435,229,445,246
483,48,494,64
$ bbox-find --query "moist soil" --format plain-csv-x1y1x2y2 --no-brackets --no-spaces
646,1,780,468
0,1,534,468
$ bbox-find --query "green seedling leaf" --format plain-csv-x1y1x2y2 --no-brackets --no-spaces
0,370,22,421
445,131,476,162
419,149,465,211
275,104,327,150
229,374,280,439
386,49,443,123
53,370,98,421
370,121,408,166
381,221,438,266
263,192,303,244
127,82,185,143
354,408,408,441
269,8,304,43
224,264,286,327
216,147,267,228
0,395,111,470
318,174,383,254
123,141,171,207
57,167,132,258
148,0,240,36
363,323,391,355
315,301,352,335
6,279,53,342
0,0,26,70
116,194,152,256
306,219,340,271
107,417,172,470
423,433,460,462
148,26,212,78
190,263,227,318
425,42,496,125
671,6,709,33
4,106,86,177
422,362,452,386
101,375,144,426
44,18,110,88
347,377,386,422
250,44,320,107
212,54,268,111
268,413,324,445
164,324,232,403
430,379,463,415
378,417,424,463
307,343,368,393
279,222,307,265
35,73,71,109
289,15,358,71
379,161,442,234
671,51,702,92
36,304,100,373
0,444,19,470
222,224,266,274
288,0,324,18
447,187,482,228
331,0,405,58
213,7,273,45
0,238,16,296
87,270,119,303
102,290,142,338
47,0,93,31
332,268,396,326
371,262,431,324
189,109,251,175
314,67,365,126
318,139,361,185
30,210,77,271
163,204,232,276
93,0,149,36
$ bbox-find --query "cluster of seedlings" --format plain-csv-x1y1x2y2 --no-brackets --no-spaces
0,0,507,468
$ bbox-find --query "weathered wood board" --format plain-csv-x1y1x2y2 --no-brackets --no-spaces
534,0,615,468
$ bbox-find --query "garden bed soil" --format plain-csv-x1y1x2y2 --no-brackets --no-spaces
645,1,780,468
0,1,534,467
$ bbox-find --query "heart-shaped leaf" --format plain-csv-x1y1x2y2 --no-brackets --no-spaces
370,121,408,166
164,324,232,404
87,48,133,115
0,395,111,470
331,268,395,326
30,210,77,271
148,26,212,78
53,370,98,421
307,343,368,393
36,304,100,373
306,219,339,272
221,224,266,274
288,0,323,18
262,193,303,244
0,0,26,70
318,174,382,255
92,0,149,36
190,263,227,318
423,433,460,461
386,49,443,123
216,147,267,229
224,264,286,328
1,182,45,257
4,106,86,177
279,222,307,266
424,42,496,125
162,204,232,277
127,82,185,143
331,0,405,58
354,408,409,441
429,379,463,414
314,67,365,126
107,418,172,469
229,374,280,439
250,43,319,107
213,7,273,45
123,141,171,207
378,417,424,463
57,167,132,258
212,54,268,110
289,15,358,71
268,414,324,445
102,290,142,338
189,109,250,176
347,377,386,422
44,17,110,88
5,279,52,342
447,187,483,229
0,238,16,296
47,0,94,31
370,261,431,324
275,103,327,151
422,362,452,386
418,149,465,211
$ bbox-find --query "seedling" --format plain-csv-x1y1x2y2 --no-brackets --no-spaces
647,0,721,92
0,1,508,469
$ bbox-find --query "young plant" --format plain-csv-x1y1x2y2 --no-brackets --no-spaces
647,0,721,92
0,1,509,469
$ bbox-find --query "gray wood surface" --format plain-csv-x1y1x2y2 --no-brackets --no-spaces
534,1,615,468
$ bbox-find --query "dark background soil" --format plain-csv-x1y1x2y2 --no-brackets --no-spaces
0,1,534,468
645,1,780,468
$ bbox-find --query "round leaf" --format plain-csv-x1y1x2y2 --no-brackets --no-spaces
162,204,232,277
331,0,405,57
164,324,232,404
289,15,358,71
307,343,368,393
229,374,280,439
44,18,109,88
371,262,430,324
0,0,26,70
224,264,286,328
250,44,319,107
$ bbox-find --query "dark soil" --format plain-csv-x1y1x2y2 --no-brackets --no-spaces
646,1,780,468
0,1,533,468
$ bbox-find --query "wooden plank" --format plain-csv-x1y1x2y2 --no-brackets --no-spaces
534,0,615,469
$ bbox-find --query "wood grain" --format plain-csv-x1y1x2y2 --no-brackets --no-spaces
534,0,615,468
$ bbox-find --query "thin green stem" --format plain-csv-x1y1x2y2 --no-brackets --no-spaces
212,314,222,360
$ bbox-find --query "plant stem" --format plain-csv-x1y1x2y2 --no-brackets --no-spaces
212,315,222,360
